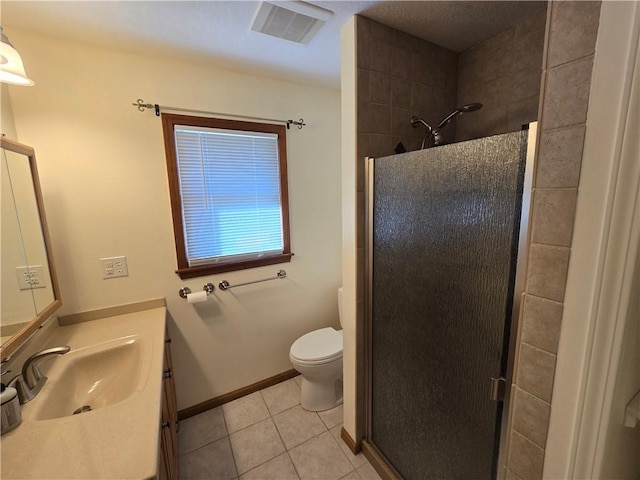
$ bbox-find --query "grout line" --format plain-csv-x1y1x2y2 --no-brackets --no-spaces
521,339,558,357
220,410,240,479
525,292,564,306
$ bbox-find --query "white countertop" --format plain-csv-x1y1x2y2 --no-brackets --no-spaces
0,307,166,479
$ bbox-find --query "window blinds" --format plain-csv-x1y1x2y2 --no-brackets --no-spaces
174,125,284,267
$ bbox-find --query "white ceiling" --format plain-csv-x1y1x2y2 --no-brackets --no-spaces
1,1,547,89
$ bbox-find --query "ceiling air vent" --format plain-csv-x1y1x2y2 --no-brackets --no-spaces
250,1,333,45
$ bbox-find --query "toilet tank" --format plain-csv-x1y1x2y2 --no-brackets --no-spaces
338,287,343,327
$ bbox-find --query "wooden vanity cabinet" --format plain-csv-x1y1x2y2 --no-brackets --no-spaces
159,332,179,480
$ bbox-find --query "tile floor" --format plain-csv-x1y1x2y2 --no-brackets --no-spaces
179,376,382,480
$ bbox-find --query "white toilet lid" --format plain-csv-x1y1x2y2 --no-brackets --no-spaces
290,327,342,362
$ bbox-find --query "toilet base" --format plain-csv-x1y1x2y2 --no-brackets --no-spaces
300,376,343,412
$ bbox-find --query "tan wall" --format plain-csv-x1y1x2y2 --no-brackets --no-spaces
5,28,343,410
1,84,18,139
505,2,602,479
456,9,547,142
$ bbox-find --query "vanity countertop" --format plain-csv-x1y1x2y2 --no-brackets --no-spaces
0,306,166,480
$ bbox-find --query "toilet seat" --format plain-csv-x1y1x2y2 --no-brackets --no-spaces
290,327,343,365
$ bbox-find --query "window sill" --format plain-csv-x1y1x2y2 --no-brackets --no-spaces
175,253,294,279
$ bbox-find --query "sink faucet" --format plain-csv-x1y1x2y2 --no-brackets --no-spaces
8,346,71,404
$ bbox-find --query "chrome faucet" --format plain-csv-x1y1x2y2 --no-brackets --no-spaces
8,346,70,404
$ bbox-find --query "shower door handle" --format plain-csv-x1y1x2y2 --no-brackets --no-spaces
490,377,506,402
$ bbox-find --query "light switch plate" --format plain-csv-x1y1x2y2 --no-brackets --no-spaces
100,256,129,279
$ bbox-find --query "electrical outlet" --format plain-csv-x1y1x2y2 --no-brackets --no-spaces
100,256,129,279
15,265,46,290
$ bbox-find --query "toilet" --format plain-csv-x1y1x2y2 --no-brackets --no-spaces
289,287,343,412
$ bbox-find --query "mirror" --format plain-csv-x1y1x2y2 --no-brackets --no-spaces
1,137,61,359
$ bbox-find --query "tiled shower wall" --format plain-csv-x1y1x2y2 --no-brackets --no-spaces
355,16,458,162
506,2,602,479
456,9,547,142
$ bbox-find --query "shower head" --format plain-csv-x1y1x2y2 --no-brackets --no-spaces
436,103,483,129
459,102,483,113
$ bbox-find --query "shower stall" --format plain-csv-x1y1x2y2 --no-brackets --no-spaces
364,125,536,479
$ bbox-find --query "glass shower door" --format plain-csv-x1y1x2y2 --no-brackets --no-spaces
367,131,529,479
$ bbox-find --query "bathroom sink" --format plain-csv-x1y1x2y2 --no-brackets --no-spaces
32,336,147,421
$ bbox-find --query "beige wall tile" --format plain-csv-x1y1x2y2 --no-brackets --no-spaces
358,68,370,103
541,56,594,130
507,95,540,132
512,387,551,448
455,113,481,143
357,97,370,134
370,71,391,105
536,125,586,188
356,17,370,70
525,243,570,302
391,47,413,79
509,67,542,104
481,75,511,108
411,50,430,81
514,7,547,42
369,104,391,135
516,343,556,402
547,1,601,68
370,37,393,73
506,468,524,480
369,20,393,42
368,133,391,157
508,430,544,480
411,81,432,116
477,105,508,137
456,13,544,142
521,294,563,354
391,106,413,138
511,30,546,74
531,189,578,246
392,29,416,51
391,78,411,108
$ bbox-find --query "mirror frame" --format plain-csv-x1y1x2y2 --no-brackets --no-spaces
1,137,62,361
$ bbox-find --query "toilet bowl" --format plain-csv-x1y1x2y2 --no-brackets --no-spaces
290,288,343,412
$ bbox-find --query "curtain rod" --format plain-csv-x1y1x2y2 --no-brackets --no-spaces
131,99,306,130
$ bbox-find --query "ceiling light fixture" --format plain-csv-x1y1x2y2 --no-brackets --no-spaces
0,27,34,86
250,1,333,45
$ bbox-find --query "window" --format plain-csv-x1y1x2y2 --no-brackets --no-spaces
162,114,292,279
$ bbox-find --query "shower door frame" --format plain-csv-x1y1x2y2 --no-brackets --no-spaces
362,123,538,480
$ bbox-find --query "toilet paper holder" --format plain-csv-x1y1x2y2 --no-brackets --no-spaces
179,283,215,299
